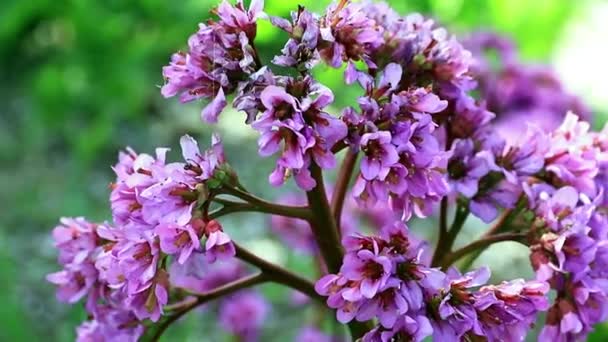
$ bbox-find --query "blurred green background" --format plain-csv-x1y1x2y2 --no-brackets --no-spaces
2,0,608,340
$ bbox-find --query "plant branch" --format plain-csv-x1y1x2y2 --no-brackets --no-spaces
485,209,513,236
305,162,345,274
431,198,449,266
431,204,469,267
234,243,322,301
305,162,372,340
331,149,358,231
446,205,470,247
152,242,328,341
150,273,267,341
440,233,527,268
458,209,516,270
216,188,312,220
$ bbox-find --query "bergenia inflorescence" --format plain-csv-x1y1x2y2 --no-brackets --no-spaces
48,1,608,341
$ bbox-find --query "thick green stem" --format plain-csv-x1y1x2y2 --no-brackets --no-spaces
431,204,469,267
306,162,372,340
331,149,358,232
446,205,470,249
217,188,312,220
305,163,345,274
440,233,527,268
431,198,449,266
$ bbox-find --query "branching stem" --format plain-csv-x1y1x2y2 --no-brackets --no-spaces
331,149,358,232
440,232,527,268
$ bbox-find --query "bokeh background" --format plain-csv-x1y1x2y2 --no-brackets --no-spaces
2,0,608,340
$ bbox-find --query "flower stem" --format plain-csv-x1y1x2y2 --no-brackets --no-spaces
149,273,267,341
440,233,527,268
234,243,323,301
431,198,449,266
431,204,469,267
305,162,372,340
151,243,328,341
446,205,470,248
218,188,312,220
305,163,345,274
458,208,515,270
331,149,358,232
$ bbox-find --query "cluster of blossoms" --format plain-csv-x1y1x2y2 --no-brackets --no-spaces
464,32,590,140
316,221,549,341
48,1,608,341
521,114,608,340
47,135,242,340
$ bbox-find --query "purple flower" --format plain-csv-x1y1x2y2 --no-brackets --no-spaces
554,231,597,275
127,270,169,322
47,261,99,304
470,179,521,223
138,173,196,227
180,133,226,181
448,139,497,198
233,67,276,123
51,217,99,265
472,279,549,341
155,223,201,264
362,315,433,342
379,221,424,259
534,186,589,232
116,234,160,294
355,278,408,328
429,267,491,341
46,217,105,307
219,291,269,342
450,95,496,140
271,7,321,70
364,11,473,99
254,77,345,189
539,298,585,342
204,220,236,263
110,147,169,226
359,131,399,180
76,306,143,342
340,243,393,299
319,0,383,68
255,85,303,131
544,113,599,196
498,125,549,183
466,32,590,138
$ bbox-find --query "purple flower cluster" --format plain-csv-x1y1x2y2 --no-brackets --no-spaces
526,185,608,341
220,291,269,342
253,76,347,190
161,0,265,122
50,0,608,341
445,103,556,222
345,63,450,219
47,135,239,339
315,222,549,341
512,114,608,340
465,32,590,141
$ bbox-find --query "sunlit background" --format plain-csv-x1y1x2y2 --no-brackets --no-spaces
1,0,608,340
